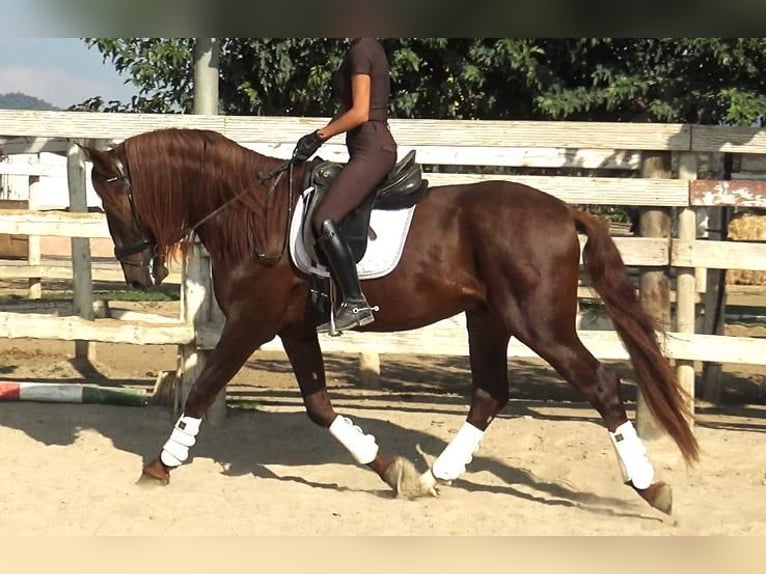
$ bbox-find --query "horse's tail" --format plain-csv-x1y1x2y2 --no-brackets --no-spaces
570,208,699,464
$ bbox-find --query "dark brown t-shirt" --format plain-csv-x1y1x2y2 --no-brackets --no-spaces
334,38,390,122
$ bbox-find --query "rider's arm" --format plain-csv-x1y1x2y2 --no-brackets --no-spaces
317,73,370,141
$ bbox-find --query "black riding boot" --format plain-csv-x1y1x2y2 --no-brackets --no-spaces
315,219,375,333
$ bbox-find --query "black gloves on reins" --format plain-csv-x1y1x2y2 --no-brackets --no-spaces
293,130,324,162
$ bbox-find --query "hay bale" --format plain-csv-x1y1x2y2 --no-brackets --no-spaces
727,210,766,285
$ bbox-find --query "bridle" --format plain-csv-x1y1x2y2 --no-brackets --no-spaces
104,150,296,281
105,154,160,278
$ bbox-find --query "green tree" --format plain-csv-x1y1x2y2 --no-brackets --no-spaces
77,38,766,126
79,38,193,113
79,38,346,115
529,38,766,125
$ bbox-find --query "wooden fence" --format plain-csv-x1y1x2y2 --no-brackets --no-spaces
1,110,766,424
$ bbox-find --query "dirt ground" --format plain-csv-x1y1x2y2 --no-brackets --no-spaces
0,300,765,536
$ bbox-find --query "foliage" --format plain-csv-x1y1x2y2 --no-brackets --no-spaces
78,38,346,115
77,38,766,126
529,38,766,125
78,38,194,113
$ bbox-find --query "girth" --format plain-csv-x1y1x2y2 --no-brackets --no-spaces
300,150,429,264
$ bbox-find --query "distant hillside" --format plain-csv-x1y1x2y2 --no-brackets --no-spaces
0,92,60,111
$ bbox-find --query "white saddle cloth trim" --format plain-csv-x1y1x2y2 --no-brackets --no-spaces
289,187,417,280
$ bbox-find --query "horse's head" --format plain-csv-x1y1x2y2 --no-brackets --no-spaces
81,144,169,289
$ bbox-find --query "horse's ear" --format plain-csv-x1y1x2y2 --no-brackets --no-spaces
78,142,99,163
78,143,114,174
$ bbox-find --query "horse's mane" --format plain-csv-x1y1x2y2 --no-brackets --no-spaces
122,128,297,263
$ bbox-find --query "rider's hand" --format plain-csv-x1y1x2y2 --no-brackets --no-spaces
292,130,324,162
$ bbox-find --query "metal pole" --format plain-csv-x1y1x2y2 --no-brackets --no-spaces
184,38,225,424
193,38,220,115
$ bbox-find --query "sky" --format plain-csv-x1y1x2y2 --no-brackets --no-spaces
0,38,138,109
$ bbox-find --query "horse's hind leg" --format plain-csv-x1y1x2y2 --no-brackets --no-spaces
510,287,672,513
280,323,430,498
421,309,511,487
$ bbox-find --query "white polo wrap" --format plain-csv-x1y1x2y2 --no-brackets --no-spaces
609,420,655,489
329,415,379,465
160,415,202,467
432,422,484,481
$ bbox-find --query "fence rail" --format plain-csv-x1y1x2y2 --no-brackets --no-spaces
2,111,766,424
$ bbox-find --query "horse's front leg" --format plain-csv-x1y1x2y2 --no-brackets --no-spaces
140,319,270,485
280,324,434,498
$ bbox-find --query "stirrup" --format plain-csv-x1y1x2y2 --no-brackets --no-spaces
316,301,378,335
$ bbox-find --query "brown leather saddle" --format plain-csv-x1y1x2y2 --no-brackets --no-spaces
299,150,429,265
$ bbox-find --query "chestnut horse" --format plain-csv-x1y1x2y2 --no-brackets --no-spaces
83,128,698,514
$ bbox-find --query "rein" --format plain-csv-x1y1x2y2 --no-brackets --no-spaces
181,159,293,246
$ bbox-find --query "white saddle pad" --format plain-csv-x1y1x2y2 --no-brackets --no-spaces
289,187,417,280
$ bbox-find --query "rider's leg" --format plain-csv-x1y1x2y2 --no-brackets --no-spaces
314,218,375,332
310,127,395,333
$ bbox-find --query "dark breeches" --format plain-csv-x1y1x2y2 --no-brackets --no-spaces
311,121,396,236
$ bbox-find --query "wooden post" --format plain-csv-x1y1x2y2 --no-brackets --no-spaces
67,141,95,360
694,151,724,300
180,241,226,425
27,155,41,299
636,151,672,440
693,206,708,334
701,205,727,404
358,352,381,388
675,152,698,422
701,153,730,404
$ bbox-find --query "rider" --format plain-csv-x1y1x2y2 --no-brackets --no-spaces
292,37,397,333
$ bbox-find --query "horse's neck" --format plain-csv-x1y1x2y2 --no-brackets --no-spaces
185,158,305,264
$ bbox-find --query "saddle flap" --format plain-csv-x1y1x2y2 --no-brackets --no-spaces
290,191,418,283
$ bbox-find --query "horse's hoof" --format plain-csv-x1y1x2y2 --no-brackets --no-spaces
136,461,170,486
136,472,169,487
633,481,672,514
382,457,437,499
136,469,170,487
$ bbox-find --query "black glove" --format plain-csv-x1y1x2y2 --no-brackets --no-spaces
292,130,324,162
